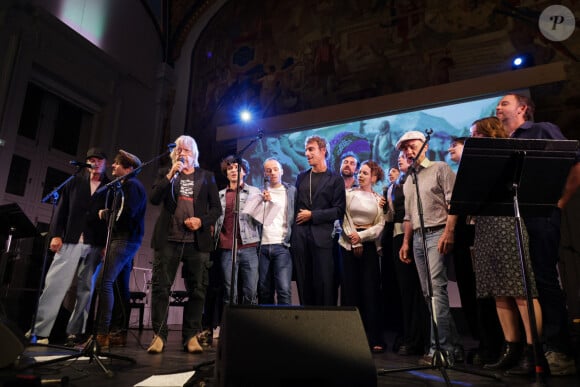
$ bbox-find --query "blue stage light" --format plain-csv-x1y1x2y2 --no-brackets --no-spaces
512,53,534,70
240,110,252,123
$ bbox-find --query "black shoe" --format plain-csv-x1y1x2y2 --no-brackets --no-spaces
484,341,522,371
64,335,77,347
454,345,465,363
505,345,535,376
196,329,213,349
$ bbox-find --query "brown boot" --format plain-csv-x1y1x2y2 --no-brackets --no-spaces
185,335,203,354
109,331,128,347
96,334,110,350
147,335,164,354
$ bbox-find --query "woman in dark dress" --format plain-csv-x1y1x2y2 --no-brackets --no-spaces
469,116,542,374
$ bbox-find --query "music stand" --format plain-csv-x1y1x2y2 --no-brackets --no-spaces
450,137,578,386
0,203,38,249
0,203,38,290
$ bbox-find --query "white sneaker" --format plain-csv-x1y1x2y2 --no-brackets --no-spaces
25,330,49,344
36,337,49,345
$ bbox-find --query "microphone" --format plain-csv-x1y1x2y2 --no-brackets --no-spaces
263,175,270,191
172,157,185,181
383,186,389,214
70,160,94,169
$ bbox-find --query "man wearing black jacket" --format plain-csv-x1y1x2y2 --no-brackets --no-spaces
147,135,221,354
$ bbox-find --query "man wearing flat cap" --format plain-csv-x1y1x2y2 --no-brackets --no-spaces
94,149,147,348
28,147,109,346
397,130,463,365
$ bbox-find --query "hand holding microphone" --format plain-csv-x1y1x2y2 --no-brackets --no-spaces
262,175,271,201
168,157,185,181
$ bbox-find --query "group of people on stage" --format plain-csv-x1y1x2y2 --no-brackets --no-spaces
27,93,579,376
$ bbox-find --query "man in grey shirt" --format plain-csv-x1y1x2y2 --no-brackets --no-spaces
397,130,462,365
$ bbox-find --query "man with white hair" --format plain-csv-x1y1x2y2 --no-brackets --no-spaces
397,130,462,365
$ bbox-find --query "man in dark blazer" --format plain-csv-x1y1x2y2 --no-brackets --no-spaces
291,135,345,306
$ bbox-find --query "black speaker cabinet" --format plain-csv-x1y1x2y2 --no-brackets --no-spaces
215,305,377,387
0,319,25,368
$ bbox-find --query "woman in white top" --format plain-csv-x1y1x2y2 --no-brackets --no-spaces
339,160,386,353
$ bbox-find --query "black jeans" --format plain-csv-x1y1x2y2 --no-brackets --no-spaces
151,242,210,346
524,209,571,354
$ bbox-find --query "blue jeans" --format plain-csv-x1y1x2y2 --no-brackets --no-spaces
221,247,259,304
96,239,140,334
258,244,293,305
413,228,459,354
34,243,101,337
151,242,210,345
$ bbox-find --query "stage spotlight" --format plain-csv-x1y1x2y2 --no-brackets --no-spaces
240,110,252,123
511,53,534,70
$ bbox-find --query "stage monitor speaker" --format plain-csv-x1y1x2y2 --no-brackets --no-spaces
215,305,377,387
0,319,25,368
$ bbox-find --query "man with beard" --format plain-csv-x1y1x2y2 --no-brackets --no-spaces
494,93,580,375
291,136,345,306
340,152,359,189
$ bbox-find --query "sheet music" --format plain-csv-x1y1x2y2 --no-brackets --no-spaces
242,193,281,226
134,371,195,387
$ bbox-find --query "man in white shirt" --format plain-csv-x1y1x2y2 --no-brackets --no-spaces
258,158,296,305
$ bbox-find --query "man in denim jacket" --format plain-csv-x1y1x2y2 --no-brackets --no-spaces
215,156,261,304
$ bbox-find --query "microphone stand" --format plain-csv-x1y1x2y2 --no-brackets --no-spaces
95,144,175,196
28,167,83,344
228,130,263,305
378,129,500,385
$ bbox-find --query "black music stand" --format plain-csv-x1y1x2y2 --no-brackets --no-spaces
0,203,38,289
0,203,38,248
450,137,578,386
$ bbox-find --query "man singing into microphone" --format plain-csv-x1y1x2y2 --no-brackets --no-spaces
214,155,261,306
27,148,109,346
148,135,221,354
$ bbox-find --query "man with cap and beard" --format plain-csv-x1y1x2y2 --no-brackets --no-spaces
27,148,109,346
94,149,147,349
397,131,463,365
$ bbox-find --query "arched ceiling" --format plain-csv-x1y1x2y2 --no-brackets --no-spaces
141,0,218,64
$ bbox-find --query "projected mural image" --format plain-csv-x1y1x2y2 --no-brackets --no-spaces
242,95,502,190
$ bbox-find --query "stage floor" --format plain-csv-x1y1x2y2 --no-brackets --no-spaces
3,328,579,386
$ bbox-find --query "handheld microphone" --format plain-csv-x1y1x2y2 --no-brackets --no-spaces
382,186,389,214
172,157,185,181
70,160,94,169
263,175,270,191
